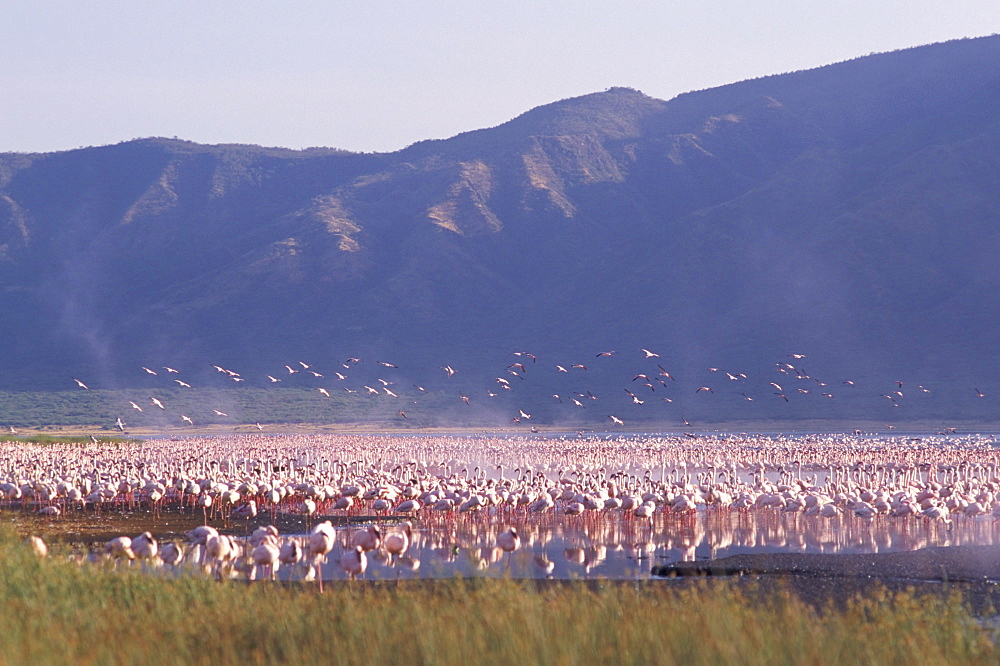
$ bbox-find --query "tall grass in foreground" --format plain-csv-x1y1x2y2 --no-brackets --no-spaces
0,536,995,665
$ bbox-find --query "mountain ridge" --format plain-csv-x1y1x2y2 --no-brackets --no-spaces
2,35,1000,425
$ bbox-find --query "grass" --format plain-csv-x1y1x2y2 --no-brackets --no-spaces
0,531,996,665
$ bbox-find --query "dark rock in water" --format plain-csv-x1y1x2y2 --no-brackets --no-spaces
652,545,1000,582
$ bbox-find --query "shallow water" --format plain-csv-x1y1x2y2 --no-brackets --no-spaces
7,430,1000,581
18,504,998,581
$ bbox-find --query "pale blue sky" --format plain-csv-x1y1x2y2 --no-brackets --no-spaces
3,1,999,154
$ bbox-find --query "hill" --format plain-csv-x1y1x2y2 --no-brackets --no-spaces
2,36,1000,427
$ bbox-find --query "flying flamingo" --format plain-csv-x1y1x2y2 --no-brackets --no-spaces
656,365,675,380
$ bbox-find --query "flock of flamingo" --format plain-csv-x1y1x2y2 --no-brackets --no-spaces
8,429,1000,580
49,349,995,431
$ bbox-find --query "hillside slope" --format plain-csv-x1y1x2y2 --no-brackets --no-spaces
2,36,999,424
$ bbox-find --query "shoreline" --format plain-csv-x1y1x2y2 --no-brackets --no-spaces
8,421,1000,438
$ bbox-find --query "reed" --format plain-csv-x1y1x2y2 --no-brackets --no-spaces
0,534,996,665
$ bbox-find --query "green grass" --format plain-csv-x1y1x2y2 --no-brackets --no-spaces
0,532,996,665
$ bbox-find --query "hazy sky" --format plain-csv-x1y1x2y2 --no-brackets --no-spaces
4,1,999,154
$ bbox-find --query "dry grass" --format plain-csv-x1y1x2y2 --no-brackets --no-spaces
0,533,996,665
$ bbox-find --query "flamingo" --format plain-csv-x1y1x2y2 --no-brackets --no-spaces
205,534,238,577
197,492,212,523
351,526,381,552
249,525,279,548
132,532,158,560
384,522,413,561
340,546,367,580
307,521,336,585
279,539,303,568
27,536,47,557
187,525,219,546
496,527,520,569
252,537,281,580
160,542,184,567
106,536,135,561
